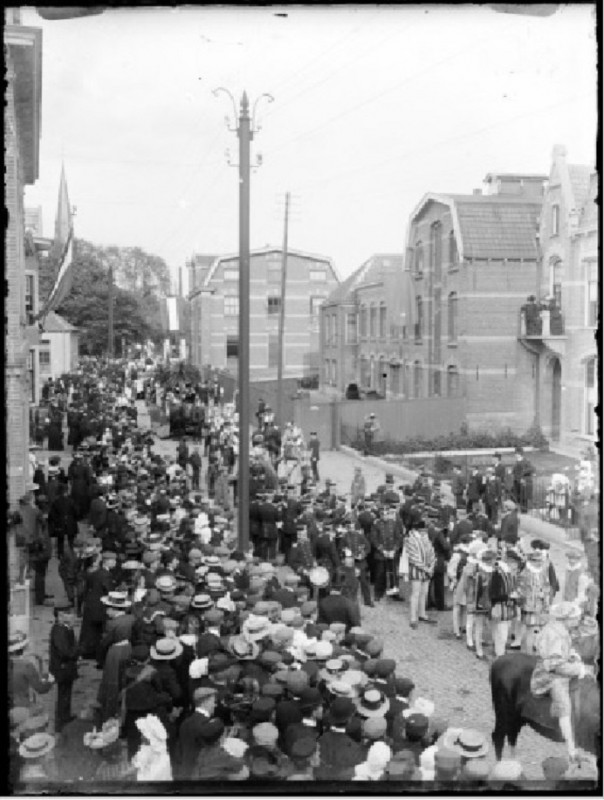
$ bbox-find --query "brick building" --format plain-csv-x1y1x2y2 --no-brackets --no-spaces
403,173,546,433
5,12,43,507
319,254,412,396
520,145,597,455
187,247,338,379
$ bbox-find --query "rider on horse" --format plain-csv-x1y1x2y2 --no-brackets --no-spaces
529,601,587,762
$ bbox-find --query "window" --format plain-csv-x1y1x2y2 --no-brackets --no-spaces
324,359,330,383
413,361,423,398
310,296,324,317
430,221,442,281
359,305,368,339
414,242,424,276
268,334,279,368
226,336,239,359
267,296,281,315
346,312,357,344
28,349,35,403
360,356,370,388
390,364,400,395
551,258,563,308
447,365,459,397
331,359,338,386
39,349,51,373
369,304,377,340
268,266,281,284
378,358,387,394
379,302,387,339
432,370,441,397
25,274,35,324
449,231,458,268
332,314,339,345
448,292,458,342
224,296,239,316
415,296,423,341
585,357,597,436
586,262,598,327
552,204,560,236
310,268,326,282
223,268,238,281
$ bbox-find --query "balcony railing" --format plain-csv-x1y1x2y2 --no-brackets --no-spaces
519,304,565,338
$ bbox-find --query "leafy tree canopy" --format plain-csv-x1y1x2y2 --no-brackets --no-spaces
54,238,166,355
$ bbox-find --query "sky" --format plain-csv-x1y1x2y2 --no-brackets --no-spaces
21,4,597,292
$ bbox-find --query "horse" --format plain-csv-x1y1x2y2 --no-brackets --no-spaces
490,652,601,761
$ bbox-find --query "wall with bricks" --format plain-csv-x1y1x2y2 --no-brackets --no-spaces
5,54,30,508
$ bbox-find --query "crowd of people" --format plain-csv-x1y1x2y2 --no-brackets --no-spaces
8,356,599,789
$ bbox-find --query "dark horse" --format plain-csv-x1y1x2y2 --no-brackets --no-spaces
490,652,601,760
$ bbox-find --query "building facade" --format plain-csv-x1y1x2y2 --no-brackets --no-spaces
320,254,410,396
403,174,545,433
187,248,338,378
38,312,80,385
523,145,597,455
5,14,43,506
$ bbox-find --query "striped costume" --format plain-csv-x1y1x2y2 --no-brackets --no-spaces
517,562,550,627
406,531,435,582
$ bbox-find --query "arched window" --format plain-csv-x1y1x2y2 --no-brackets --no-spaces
585,357,597,436
379,302,387,339
449,231,458,267
415,296,423,341
448,292,458,342
359,305,368,339
359,356,369,388
414,242,423,276
447,365,459,397
552,204,560,236
430,221,442,281
550,258,563,308
369,304,377,340
413,361,423,398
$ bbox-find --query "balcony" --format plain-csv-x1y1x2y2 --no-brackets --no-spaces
519,302,566,358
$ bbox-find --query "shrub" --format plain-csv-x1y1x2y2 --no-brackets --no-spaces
349,423,550,455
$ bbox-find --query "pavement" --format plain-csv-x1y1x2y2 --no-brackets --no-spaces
19,412,588,778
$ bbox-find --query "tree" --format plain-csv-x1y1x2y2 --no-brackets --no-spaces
54,238,165,355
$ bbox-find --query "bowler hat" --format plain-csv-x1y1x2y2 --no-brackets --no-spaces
328,696,356,725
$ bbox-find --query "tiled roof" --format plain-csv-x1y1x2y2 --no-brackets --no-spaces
43,310,78,333
325,254,403,305
447,194,542,260
568,164,592,210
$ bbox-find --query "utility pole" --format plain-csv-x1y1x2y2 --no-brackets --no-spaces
108,263,114,358
238,92,252,552
276,192,290,428
213,87,273,551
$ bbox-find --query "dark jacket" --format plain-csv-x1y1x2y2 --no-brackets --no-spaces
175,710,216,779
316,729,363,780
317,592,360,630
49,622,79,683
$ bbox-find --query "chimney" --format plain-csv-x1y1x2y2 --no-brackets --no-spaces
473,188,482,196
178,266,183,297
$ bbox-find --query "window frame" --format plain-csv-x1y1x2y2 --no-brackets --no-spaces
267,296,281,316
447,291,458,343
552,204,560,237
309,268,326,283
378,302,387,340
447,365,459,397
223,268,239,282
414,241,424,278
224,295,240,317
226,335,239,359
413,361,423,398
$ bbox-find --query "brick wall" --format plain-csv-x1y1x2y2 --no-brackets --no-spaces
5,60,30,507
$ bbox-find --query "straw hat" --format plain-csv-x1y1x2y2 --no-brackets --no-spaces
242,615,272,642
100,591,132,609
19,733,55,759
355,688,390,718
150,637,183,660
442,728,489,759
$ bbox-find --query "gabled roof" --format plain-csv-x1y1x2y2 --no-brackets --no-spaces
449,194,541,260
324,254,403,305
408,192,541,261
43,311,78,333
202,246,337,289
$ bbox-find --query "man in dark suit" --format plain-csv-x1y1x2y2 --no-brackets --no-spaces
259,492,281,561
316,697,364,780
48,483,79,558
316,574,360,631
175,686,218,779
49,604,79,731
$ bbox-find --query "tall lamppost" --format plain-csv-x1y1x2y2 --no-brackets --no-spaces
213,88,273,550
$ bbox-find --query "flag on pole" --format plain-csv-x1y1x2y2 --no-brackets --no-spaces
39,164,74,321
